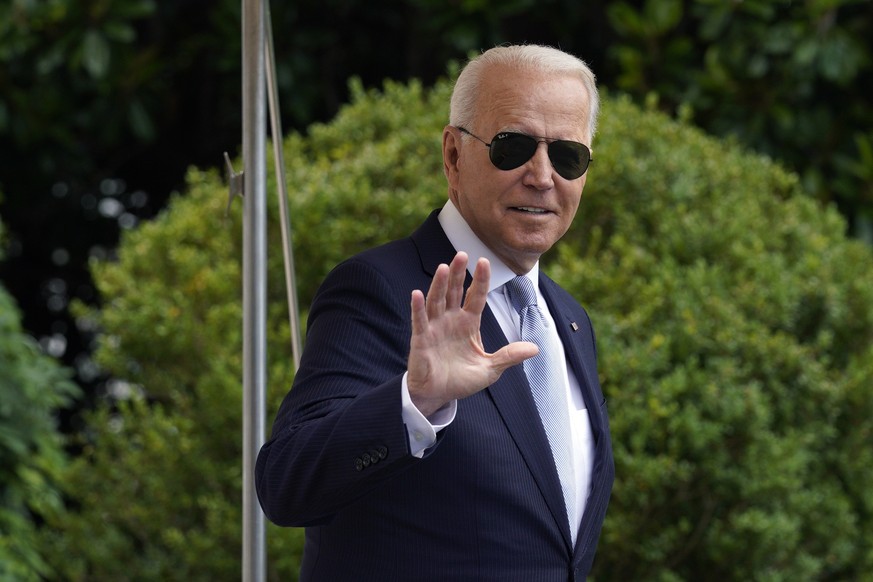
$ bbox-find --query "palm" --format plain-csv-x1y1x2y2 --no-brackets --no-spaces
407,252,538,417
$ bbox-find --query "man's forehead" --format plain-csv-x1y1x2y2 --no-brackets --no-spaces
474,71,590,139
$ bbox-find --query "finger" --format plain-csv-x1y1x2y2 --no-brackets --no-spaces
426,263,450,320
462,257,491,314
445,252,468,309
410,289,428,337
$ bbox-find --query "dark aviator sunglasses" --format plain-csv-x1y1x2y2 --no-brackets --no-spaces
457,127,592,180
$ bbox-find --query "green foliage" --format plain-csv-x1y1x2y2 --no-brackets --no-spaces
0,231,79,580
284,78,449,306
605,0,873,240
45,78,873,580
0,0,159,153
555,94,873,579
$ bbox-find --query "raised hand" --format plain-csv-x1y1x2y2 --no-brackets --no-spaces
407,252,538,416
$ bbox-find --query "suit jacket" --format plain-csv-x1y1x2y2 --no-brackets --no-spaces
255,210,614,581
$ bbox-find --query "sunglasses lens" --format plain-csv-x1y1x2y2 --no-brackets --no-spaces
489,133,538,171
488,132,590,179
549,141,591,180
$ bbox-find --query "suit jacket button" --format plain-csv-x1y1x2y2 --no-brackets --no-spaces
354,458,364,471
376,446,388,459
368,450,381,464
361,453,371,467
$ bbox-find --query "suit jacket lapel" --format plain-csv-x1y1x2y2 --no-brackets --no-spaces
409,210,453,279
479,312,575,551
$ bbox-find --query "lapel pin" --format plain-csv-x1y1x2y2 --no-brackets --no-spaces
570,322,579,332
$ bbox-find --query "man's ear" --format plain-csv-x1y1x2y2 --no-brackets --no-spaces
442,126,461,188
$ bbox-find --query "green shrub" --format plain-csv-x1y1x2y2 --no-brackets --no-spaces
0,219,79,581
555,96,873,580
41,78,873,580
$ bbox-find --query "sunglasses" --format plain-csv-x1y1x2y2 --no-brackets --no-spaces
457,127,592,180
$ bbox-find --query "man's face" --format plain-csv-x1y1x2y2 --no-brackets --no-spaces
443,66,591,275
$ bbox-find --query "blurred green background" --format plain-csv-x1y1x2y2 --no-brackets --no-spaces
1,0,872,580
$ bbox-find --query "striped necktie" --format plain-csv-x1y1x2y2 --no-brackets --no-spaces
505,275,576,541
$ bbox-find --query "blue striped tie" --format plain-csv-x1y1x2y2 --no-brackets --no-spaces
505,275,576,541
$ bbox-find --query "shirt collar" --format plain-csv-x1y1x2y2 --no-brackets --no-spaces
437,200,540,293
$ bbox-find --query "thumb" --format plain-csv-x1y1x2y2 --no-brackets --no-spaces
490,341,539,374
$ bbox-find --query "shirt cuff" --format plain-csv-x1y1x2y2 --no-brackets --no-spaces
401,372,457,458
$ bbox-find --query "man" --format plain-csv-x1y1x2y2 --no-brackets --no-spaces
256,44,614,581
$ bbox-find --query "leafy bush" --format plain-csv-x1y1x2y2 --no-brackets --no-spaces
555,96,873,580
0,219,79,581
604,0,873,240
41,77,873,580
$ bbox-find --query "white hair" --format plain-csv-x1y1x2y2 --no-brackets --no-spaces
449,44,600,143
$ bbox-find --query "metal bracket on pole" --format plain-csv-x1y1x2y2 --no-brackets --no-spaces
224,152,244,217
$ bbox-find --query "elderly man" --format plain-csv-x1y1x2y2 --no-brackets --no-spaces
256,44,614,581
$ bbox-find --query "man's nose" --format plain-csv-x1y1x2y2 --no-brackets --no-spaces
523,142,554,189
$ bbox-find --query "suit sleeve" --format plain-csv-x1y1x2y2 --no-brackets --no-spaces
255,257,424,526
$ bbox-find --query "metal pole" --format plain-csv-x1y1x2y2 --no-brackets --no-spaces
265,4,303,369
242,0,267,579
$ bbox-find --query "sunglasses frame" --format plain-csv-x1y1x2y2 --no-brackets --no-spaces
456,127,592,180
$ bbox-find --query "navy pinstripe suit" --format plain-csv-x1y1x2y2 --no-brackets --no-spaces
255,211,614,581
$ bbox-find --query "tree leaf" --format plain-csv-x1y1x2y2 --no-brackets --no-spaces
82,29,110,79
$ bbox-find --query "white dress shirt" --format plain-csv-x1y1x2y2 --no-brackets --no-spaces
401,200,595,538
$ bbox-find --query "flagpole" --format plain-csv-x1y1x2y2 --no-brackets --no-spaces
241,0,267,579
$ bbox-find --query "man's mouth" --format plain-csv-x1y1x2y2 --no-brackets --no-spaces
512,206,549,214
